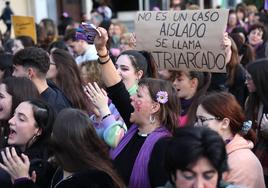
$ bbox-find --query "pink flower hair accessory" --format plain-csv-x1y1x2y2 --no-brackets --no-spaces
156,91,168,104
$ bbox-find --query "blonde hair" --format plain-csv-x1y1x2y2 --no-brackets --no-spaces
120,33,135,50
247,5,258,14
79,60,104,87
187,4,200,10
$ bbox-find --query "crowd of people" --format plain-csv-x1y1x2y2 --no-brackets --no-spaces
0,0,267,188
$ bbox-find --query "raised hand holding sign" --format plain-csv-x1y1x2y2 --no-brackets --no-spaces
75,22,101,44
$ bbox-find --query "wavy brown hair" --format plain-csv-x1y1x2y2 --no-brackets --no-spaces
79,60,104,88
50,108,125,188
226,36,240,87
50,49,89,111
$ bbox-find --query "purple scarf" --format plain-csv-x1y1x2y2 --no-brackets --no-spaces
110,124,171,188
252,42,263,51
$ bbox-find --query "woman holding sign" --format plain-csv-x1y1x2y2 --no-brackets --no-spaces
209,33,247,107
92,27,180,188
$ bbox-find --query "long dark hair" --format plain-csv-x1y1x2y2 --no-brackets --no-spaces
50,108,125,188
13,99,56,155
3,77,40,116
0,53,13,80
27,99,56,144
0,77,40,148
187,71,211,126
229,32,255,67
50,49,89,112
246,59,268,127
226,37,240,87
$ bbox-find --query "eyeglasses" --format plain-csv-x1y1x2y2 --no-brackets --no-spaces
195,117,221,127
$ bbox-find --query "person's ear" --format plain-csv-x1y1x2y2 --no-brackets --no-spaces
27,67,35,80
36,128,42,136
221,118,230,130
190,77,198,89
137,70,143,80
151,101,160,114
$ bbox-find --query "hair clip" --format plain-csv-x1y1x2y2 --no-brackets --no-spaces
241,120,252,135
156,91,168,104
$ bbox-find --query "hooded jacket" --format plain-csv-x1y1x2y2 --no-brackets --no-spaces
225,134,265,188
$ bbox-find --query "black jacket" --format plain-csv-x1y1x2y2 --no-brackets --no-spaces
12,168,116,188
0,141,56,188
41,81,72,113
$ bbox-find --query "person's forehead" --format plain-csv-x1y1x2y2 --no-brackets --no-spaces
16,102,33,116
196,105,211,116
66,40,77,45
116,55,132,66
137,85,150,95
252,28,263,33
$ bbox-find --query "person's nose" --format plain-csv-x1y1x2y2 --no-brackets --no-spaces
8,115,15,126
116,68,122,76
193,177,205,188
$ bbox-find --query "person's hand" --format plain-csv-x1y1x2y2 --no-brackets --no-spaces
94,27,109,52
260,114,268,131
85,82,110,118
0,147,36,183
222,32,232,64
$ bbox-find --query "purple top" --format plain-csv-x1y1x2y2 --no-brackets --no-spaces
110,124,171,188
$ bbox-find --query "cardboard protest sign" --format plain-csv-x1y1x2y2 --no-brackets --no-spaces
135,9,229,72
12,16,36,44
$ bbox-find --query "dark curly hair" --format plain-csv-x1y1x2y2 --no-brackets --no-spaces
13,47,50,77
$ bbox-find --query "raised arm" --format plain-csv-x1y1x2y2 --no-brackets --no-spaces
94,27,121,87
94,27,133,127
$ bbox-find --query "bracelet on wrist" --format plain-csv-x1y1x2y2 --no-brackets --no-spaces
14,177,31,184
97,49,109,58
97,57,111,65
102,113,111,120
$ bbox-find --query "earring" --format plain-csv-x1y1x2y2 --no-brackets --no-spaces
149,115,155,124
